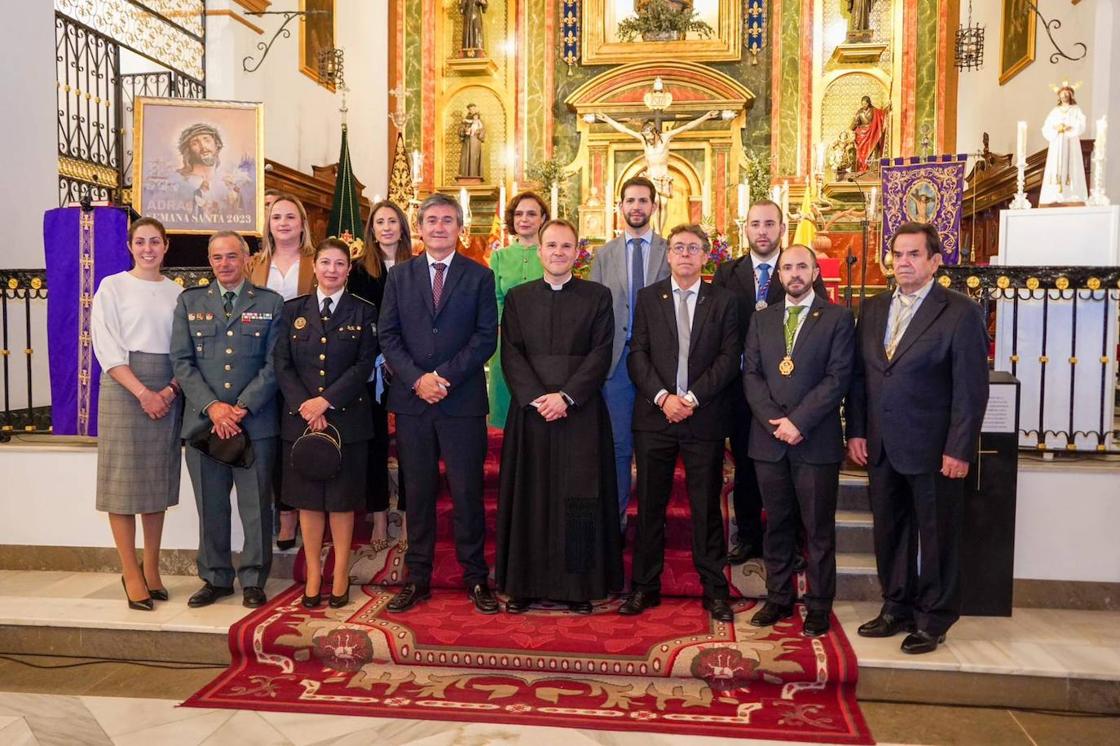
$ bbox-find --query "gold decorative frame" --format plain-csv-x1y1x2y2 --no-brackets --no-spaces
300,0,336,90
999,0,1036,85
581,0,742,64
132,97,265,236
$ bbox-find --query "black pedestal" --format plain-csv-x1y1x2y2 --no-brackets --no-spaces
961,372,1020,617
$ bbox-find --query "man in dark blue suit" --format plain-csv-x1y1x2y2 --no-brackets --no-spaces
377,193,499,613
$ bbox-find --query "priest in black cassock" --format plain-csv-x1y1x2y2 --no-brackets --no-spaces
495,219,623,614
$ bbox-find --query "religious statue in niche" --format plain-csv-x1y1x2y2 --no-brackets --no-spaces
595,110,718,197
1039,83,1088,205
851,95,890,174
846,0,875,42
460,0,487,56
457,103,485,182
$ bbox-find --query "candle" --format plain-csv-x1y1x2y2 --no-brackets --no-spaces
1096,116,1108,159
459,187,470,216
550,183,559,218
771,185,782,204
868,186,878,220
816,143,827,176
781,180,790,219
701,183,711,219
737,182,749,220
411,149,423,184
1016,121,1027,167
498,184,506,221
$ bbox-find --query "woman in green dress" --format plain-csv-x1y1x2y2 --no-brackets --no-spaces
488,191,549,428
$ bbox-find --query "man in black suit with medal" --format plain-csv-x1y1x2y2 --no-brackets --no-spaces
742,244,855,637
846,222,989,654
713,200,826,567
619,224,741,623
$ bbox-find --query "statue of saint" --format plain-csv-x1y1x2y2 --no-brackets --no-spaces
850,95,890,174
595,110,718,196
1039,84,1088,205
457,104,485,180
847,0,875,42
460,0,487,53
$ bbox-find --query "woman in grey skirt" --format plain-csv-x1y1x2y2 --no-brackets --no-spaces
90,217,183,611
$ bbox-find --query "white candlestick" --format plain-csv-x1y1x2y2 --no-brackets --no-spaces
411,149,423,184
1016,121,1027,167
459,187,470,215
771,185,782,204
550,183,559,218
868,186,878,220
816,143,827,177
1096,116,1108,159
498,185,506,221
737,182,749,220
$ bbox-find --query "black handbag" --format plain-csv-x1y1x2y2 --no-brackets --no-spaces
290,423,343,481
189,429,255,468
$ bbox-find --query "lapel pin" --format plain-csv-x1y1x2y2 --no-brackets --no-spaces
661,293,668,299
812,310,820,318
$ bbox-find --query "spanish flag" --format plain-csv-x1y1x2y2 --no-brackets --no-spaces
793,182,817,247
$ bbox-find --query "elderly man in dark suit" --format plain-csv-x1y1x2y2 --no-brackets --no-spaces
589,176,670,526
714,200,826,567
377,193,499,614
847,222,989,654
619,224,741,623
171,231,284,609
743,244,854,637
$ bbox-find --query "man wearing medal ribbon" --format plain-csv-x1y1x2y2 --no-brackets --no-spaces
741,244,854,637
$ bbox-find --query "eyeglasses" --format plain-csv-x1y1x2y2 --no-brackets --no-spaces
669,244,705,256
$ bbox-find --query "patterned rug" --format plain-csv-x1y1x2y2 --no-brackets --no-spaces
184,584,872,743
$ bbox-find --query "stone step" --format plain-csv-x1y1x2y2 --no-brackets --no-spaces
836,509,875,554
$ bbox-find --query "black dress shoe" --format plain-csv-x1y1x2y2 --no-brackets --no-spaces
468,583,500,614
750,601,793,627
568,600,594,615
857,613,915,638
792,554,808,573
803,609,831,637
121,577,154,611
727,542,762,566
302,592,322,608
387,583,431,612
901,629,946,655
187,581,234,608
702,597,735,622
243,586,267,608
328,589,350,608
506,597,535,614
618,590,661,616
277,538,297,551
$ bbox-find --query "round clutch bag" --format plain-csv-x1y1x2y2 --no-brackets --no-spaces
290,424,342,481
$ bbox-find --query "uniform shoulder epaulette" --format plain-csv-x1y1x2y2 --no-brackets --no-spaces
181,284,210,295
351,294,376,307
250,283,283,299
284,293,312,306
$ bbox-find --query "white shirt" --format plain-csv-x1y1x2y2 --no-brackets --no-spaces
91,271,182,370
267,258,302,301
426,250,455,288
783,293,815,350
751,251,779,293
883,278,935,348
316,287,344,314
654,276,702,407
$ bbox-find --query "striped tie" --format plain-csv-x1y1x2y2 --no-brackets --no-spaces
432,262,446,308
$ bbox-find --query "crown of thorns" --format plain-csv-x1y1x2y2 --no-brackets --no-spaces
178,123,224,151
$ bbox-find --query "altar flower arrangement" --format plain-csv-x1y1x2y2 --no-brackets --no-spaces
704,232,732,275
616,0,715,43
573,238,594,279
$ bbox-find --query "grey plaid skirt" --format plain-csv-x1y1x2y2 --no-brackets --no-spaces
95,351,183,514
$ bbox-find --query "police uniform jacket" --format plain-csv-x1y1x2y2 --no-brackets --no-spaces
171,282,285,441
273,291,379,444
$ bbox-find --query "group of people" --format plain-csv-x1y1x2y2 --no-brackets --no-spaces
90,174,988,656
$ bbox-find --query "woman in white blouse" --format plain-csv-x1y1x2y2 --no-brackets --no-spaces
90,217,183,611
249,193,317,550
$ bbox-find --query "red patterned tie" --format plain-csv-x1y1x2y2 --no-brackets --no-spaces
432,262,446,309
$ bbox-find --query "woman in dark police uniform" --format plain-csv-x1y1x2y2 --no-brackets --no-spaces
274,238,379,608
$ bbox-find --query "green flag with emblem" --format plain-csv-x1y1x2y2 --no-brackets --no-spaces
328,124,365,258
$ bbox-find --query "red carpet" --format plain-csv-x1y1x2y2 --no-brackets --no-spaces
185,430,872,742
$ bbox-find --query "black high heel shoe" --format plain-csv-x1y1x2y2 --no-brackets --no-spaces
302,592,322,608
122,576,154,611
140,562,168,601
328,586,350,609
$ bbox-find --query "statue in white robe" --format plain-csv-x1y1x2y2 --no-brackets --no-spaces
1039,86,1088,205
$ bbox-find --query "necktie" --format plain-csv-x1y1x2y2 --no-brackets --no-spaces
320,296,333,321
629,238,644,333
432,262,446,308
885,293,917,360
675,288,693,396
756,263,771,303
784,305,805,353
222,290,236,318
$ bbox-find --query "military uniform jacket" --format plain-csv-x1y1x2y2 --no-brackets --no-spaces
171,282,285,441
273,292,379,444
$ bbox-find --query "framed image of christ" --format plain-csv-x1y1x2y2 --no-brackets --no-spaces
998,0,1036,85
132,97,265,236
300,0,336,89
582,0,741,64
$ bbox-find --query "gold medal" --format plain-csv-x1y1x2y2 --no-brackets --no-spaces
778,355,795,377
294,316,307,330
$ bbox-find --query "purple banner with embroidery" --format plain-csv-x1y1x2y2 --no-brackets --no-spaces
44,206,131,436
880,154,967,267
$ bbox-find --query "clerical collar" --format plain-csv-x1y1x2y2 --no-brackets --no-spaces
545,274,572,290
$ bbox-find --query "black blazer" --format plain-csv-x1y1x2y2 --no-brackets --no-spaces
628,278,742,441
346,263,389,313
273,292,379,443
743,296,855,464
713,254,829,349
377,253,498,417
845,283,989,475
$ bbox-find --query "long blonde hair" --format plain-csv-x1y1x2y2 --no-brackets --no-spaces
261,193,315,260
